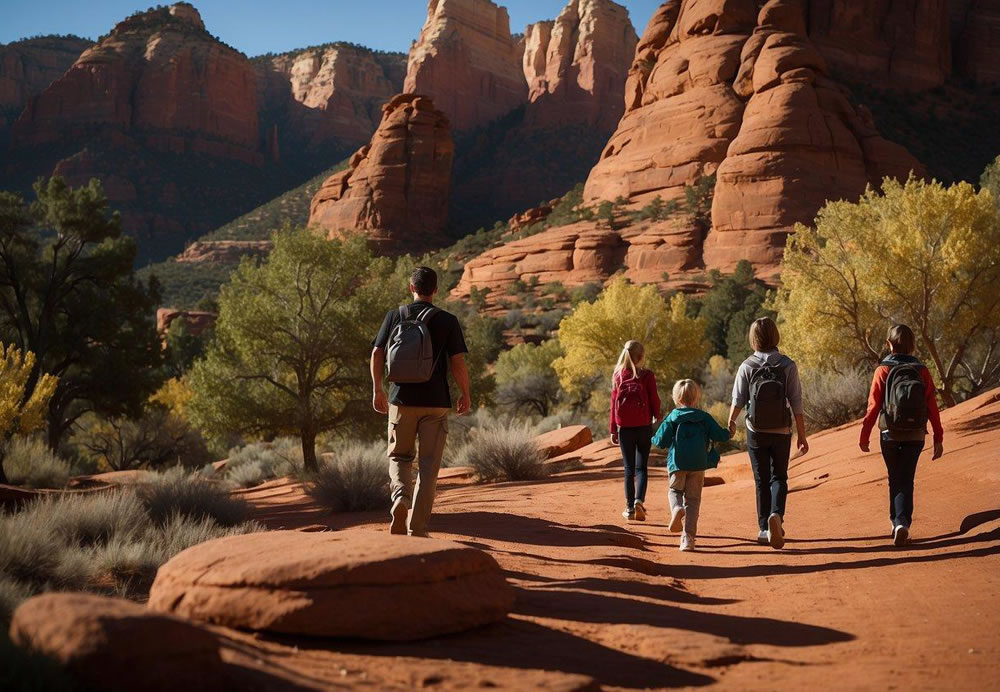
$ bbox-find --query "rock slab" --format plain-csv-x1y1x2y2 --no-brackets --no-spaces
9,592,227,692
535,425,595,459
148,529,514,640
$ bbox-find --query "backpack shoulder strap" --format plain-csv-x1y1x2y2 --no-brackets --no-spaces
415,306,439,323
397,306,409,323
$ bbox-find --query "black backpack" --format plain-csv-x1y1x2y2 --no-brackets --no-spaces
882,359,928,433
386,306,440,384
747,356,791,429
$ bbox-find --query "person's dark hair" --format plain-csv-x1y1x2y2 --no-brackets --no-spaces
887,324,916,355
410,266,438,296
749,316,780,352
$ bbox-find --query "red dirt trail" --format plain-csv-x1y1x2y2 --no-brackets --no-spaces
225,390,1000,690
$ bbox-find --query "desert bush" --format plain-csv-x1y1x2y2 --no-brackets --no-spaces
495,340,563,417
75,409,210,472
455,423,549,483
802,367,871,432
41,490,149,547
222,438,302,488
306,441,389,512
138,468,250,527
0,505,93,593
701,355,736,406
2,436,71,489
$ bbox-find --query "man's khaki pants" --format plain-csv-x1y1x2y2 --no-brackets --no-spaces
387,404,450,536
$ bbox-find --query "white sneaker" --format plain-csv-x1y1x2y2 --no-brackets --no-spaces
633,500,646,522
757,530,769,545
679,534,695,552
892,525,910,547
390,499,409,535
669,507,686,533
622,508,635,521
767,513,785,549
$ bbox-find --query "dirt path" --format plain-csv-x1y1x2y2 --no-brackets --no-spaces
230,392,1000,690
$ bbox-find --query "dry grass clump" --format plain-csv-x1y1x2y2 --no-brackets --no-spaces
802,367,870,432
2,436,71,489
454,422,549,483
306,441,389,513
220,438,302,488
0,475,261,623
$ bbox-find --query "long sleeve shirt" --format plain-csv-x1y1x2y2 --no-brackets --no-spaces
731,350,804,435
610,368,661,431
860,360,943,445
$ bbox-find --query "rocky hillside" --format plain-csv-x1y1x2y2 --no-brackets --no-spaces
0,35,91,133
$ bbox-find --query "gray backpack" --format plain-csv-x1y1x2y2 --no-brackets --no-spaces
386,306,440,384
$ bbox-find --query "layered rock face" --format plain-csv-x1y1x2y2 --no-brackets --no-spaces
308,94,453,255
176,240,272,264
808,0,952,91
12,4,260,161
584,0,920,277
522,0,638,129
0,36,91,130
255,45,406,149
404,0,527,132
951,0,1000,84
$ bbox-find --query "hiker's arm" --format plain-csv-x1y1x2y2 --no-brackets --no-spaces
709,415,732,442
727,404,742,437
794,413,809,454
370,347,388,414
859,368,886,452
923,368,944,459
450,353,471,415
787,363,808,453
651,419,673,449
729,363,748,435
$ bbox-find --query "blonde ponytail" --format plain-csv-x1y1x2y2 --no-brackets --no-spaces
613,340,645,386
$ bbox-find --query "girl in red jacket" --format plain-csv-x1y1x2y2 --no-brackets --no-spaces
610,340,661,522
860,324,944,547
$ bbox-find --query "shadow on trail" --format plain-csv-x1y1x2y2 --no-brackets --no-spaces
513,587,854,648
432,511,646,549
299,618,715,689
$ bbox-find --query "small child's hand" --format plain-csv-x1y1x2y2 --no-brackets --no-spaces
932,441,944,460
610,433,619,445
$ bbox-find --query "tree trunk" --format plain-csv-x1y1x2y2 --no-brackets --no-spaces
301,427,318,473
0,450,7,485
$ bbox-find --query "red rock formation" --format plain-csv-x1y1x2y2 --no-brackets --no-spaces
0,36,91,129
583,0,921,278
807,0,952,91
308,94,453,255
522,0,639,130
254,45,406,148
176,240,272,264
156,308,217,337
11,4,259,162
951,0,1000,84
404,0,527,132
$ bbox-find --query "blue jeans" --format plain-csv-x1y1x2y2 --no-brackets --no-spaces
747,430,792,531
880,438,923,529
619,425,651,509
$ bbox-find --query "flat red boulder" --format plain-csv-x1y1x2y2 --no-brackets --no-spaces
148,530,514,640
534,425,593,459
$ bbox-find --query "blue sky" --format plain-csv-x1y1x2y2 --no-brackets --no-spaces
3,1,660,56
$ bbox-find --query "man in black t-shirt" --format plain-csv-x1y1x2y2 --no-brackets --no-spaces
371,266,470,537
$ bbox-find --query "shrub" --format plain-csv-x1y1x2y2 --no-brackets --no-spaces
75,409,210,472
802,367,871,432
2,436,71,489
138,468,250,527
701,355,736,406
306,441,388,512
222,438,301,488
41,490,149,547
0,506,93,593
455,423,549,483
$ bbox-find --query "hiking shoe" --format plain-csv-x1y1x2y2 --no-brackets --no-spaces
669,507,686,533
390,499,409,535
757,530,769,545
633,501,646,522
622,508,635,521
680,534,695,552
767,513,785,549
892,525,910,547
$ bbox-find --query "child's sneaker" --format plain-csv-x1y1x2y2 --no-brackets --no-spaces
669,507,686,533
892,524,910,547
757,530,769,545
679,534,695,552
633,500,646,522
767,513,785,549
622,507,635,521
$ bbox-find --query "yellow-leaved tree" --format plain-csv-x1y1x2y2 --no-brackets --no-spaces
0,343,59,484
554,276,708,408
774,176,1000,406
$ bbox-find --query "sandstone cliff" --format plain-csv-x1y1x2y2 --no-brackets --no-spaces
584,0,921,277
404,0,527,132
522,0,638,130
950,0,1000,84
308,94,453,255
0,36,91,131
254,45,406,150
176,240,273,264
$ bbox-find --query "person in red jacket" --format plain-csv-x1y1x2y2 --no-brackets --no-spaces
610,340,661,522
860,324,944,547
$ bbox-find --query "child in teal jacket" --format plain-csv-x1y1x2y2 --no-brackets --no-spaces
651,379,731,551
